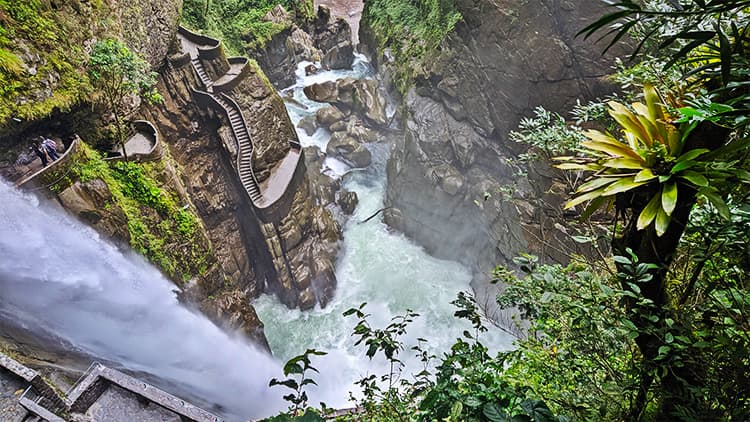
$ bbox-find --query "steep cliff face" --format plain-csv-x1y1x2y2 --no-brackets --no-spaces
250,5,354,87
1,0,344,346
0,0,181,133
361,0,618,279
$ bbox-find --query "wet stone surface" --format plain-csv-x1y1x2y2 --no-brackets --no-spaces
0,370,28,421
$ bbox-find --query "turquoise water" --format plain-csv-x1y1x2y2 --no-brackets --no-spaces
254,57,513,409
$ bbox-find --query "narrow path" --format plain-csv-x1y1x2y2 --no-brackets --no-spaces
177,27,303,217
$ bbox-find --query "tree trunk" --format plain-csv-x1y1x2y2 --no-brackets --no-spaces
612,122,731,419
113,111,128,161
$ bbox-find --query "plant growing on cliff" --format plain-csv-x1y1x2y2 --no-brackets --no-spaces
268,348,327,421
87,39,162,159
549,0,750,418
555,84,747,234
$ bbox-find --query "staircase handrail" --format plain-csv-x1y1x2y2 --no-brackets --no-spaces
217,92,261,193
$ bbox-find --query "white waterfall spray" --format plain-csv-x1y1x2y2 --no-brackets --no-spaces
0,181,285,421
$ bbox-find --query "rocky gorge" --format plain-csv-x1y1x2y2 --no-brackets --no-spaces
359,0,621,285
0,0,648,419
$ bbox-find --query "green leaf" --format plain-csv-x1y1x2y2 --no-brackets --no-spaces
483,403,509,422
602,176,648,196
575,177,616,193
655,206,671,237
678,170,709,187
565,186,608,209
661,182,677,216
602,158,646,169
297,410,326,422
670,159,698,174
700,189,731,219
637,193,661,230
634,168,657,182
675,148,710,163
665,333,674,343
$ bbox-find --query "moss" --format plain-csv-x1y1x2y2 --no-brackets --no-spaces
51,142,214,284
0,0,93,127
362,0,462,94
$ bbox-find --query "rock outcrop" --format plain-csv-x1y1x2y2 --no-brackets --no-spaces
139,33,342,333
361,1,620,281
251,5,354,87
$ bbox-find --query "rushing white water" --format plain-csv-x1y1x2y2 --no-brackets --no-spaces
0,54,512,421
254,56,513,409
0,182,286,421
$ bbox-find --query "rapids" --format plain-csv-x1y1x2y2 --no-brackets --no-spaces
0,55,512,421
253,55,513,409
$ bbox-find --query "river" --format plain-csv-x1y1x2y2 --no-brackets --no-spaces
254,55,513,410
0,56,512,421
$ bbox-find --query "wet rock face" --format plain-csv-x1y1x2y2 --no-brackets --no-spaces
304,77,388,126
57,179,130,241
365,0,619,277
251,5,354,88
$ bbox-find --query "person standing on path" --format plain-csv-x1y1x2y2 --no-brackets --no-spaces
31,142,49,167
42,137,60,161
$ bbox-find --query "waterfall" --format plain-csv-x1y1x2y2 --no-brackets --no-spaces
0,181,285,421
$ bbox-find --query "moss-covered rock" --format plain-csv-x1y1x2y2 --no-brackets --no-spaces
0,0,181,133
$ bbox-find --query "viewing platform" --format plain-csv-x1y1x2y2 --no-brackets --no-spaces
104,120,163,163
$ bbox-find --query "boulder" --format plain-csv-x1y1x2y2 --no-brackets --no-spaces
303,78,388,126
346,118,378,143
315,105,346,127
304,64,318,76
286,27,322,63
326,132,371,168
297,115,318,136
322,40,354,70
337,190,359,215
329,120,347,132
303,80,338,103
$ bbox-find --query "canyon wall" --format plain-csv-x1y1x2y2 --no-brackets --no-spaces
361,0,619,281
0,0,344,346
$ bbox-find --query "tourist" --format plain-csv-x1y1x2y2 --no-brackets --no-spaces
42,137,60,161
30,142,48,168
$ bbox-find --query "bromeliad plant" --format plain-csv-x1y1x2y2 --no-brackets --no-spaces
555,84,741,236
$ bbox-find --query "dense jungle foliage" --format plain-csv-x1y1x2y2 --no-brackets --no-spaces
266,0,750,420
182,0,315,54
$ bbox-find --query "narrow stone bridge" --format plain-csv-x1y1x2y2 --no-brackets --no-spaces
177,26,303,223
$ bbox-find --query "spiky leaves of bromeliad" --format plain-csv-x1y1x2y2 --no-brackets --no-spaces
555,85,733,237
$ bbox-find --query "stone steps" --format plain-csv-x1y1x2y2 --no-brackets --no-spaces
184,41,263,204
190,59,213,90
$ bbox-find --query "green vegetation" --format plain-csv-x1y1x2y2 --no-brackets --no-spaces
362,0,462,93
266,1,749,421
181,0,314,54
59,143,212,282
88,39,161,160
0,0,91,126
